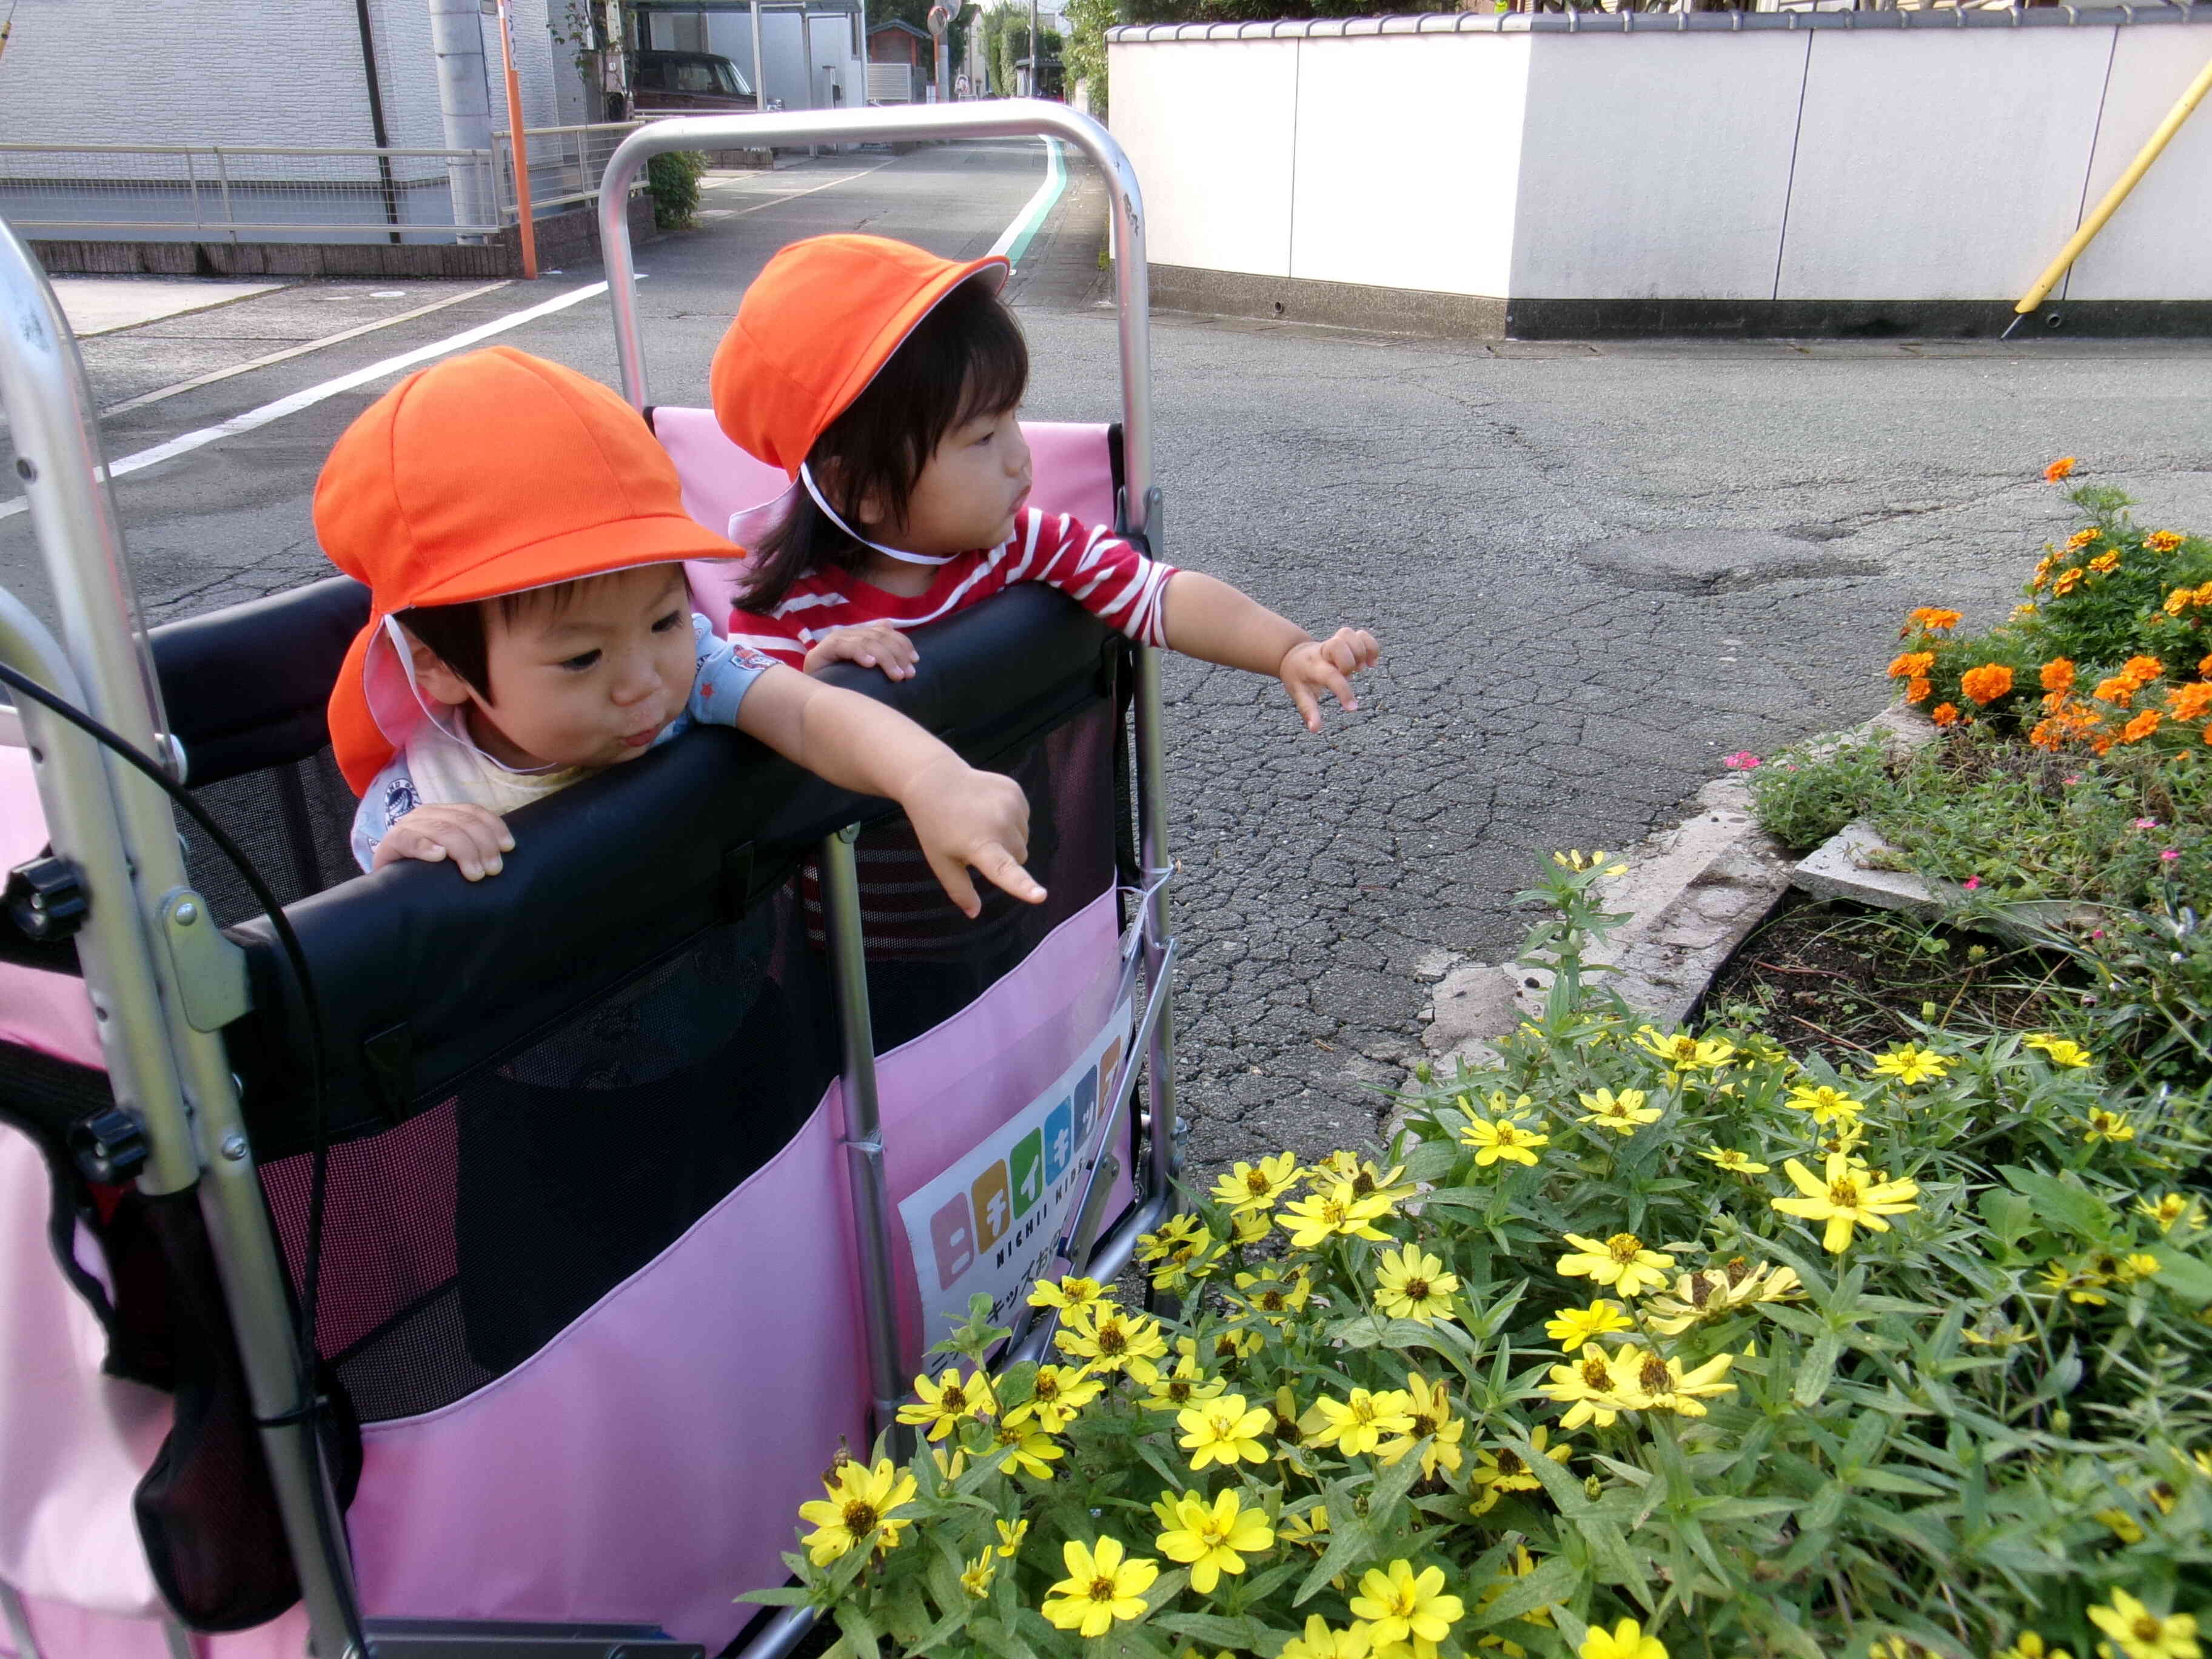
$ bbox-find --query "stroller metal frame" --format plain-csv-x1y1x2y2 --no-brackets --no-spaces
0,99,1178,1659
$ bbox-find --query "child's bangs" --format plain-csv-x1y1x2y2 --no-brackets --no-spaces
947,282,1029,426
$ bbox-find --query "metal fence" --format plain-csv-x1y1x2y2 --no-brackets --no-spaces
0,124,644,246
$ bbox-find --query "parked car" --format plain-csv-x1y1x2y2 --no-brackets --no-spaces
631,50,759,115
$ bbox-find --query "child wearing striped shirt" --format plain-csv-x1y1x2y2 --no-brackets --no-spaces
711,235,1378,728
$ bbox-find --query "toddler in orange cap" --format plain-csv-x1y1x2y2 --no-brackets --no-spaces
315,344,1044,915
712,235,1379,731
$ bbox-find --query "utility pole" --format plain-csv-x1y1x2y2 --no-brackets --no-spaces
1026,0,1037,96
928,2,949,101
494,0,538,279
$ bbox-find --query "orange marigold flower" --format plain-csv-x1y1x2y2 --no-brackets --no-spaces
1888,651,1936,680
2093,735,2114,755
2120,710,2163,745
1906,676,1933,705
2147,531,2185,554
2065,528,2100,552
2167,587,2197,617
2052,569,2085,597
2045,458,2078,483
2041,659,2076,694
2201,652,2212,679
2088,551,2121,575
2168,682,2212,722
2121,655,2164,689
1931,703,1962,728
2029,719,2062,750
1906,607,1962,632
1959,664,2014,705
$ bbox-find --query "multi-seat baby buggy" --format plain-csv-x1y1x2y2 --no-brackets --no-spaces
0,104,1179,1659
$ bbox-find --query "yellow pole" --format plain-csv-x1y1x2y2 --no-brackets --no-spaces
496,0,540,280
2011,50,2212,324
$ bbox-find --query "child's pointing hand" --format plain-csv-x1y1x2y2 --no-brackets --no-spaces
902,753,1048,918
1279,628,1381,734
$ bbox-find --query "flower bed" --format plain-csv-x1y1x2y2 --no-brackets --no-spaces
1744,463,2211,1088
749,859,2212,1659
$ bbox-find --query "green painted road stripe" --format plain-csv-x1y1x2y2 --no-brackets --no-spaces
990,136,1067,270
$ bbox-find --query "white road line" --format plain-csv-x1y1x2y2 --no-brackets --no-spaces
712,164,891,218
0,280,617,521
99,281,515,417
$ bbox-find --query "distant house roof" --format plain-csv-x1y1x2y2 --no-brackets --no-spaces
868,18,931,39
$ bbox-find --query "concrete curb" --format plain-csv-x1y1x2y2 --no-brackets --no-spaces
1406,703,1937,1097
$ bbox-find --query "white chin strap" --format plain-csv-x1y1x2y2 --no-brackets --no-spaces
380,615,567,776
799,461,957,567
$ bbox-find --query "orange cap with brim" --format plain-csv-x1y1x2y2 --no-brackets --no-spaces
316,345,743,794
709,234,1009,476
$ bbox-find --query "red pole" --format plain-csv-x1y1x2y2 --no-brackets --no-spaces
495,0,539,279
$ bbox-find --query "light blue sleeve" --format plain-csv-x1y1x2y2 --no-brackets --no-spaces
686,612,776,730
350,752,422,873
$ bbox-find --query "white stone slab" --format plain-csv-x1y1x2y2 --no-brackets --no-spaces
51,279,286,338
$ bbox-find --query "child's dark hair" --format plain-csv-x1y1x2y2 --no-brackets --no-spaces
735,275,1028,614
394,582,588,701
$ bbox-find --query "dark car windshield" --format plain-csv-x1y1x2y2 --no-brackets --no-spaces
664,56,751,97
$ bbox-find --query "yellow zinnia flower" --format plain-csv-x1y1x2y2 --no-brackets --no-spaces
1007,1363,1102,1435
1279,1503,1331,1550
1771,1155,1920,1252
994,1517,1028,1557
1618,1347,1736,1416
1459,1112,1550,1167
1304,1387,1416,1458
1581,1619,1669,1659
1151,1487,1274,1594
1541,1342,1645,1430
1555,1231,1677,1298
1028,1274,1108,1312
1578,1087,1663,1136
1208,1151,1299,1213
1697,1145,1769,1175
2023,1033,2093,1068
896,1366,996,1441
958,1551,994,1598
1996,1633,2074,1659
1544,1299,1635,1350
1176,1392,1272,1470
1632,1027,1735,1073
1467,1426,1570,1494
1783,1083,1863,1125
1375,1370,1467,1480
989,1416,1064,1480
1141,1350,1228,1415
796,1457,917,1566
2083,1107,2137,1144
1279,1182,1396,1250
2086,1588,2200,1659
1042,1536,1158,1638
1055,1302,1168,1382
2140,1195,2198,1235
1375,1244,1461,1324
1869,1044,1951,1085
1280,1615,1373,1659
1349,1560,1464,1649
1230,1265,1313,1324
1230,1207,1273,1245
1641,1259,1802,1336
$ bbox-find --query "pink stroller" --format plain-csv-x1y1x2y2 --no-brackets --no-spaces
0,103,1178,1659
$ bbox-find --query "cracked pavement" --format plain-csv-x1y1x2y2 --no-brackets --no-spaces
6,144,2211,1179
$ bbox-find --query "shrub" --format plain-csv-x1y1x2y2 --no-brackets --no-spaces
751,856,2212,1659
646,149,706,232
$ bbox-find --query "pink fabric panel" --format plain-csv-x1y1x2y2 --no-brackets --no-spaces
0,1125,172,1619
0,746,104,1070
650,408,1119,632
870,891,1122,1364
1,1592,306,1659
344,1094,866,1649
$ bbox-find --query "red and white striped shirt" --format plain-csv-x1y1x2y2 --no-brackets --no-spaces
726,508,1177,667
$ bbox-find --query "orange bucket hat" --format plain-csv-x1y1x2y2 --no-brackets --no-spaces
709,233,1008,477
315,345,742,793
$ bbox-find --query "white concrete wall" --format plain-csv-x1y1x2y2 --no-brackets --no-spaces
1108,19,2212,306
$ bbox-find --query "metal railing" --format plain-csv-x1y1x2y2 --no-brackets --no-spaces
0,124,646,246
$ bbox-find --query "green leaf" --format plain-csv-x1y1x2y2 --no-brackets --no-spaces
1327,1314,1453,1352
1999,1166,2113,1240
1402,1138,1463,1184
834,1602,882,1659
1153,1612,1289,1651
1468,1553,1580,1627
734,1586,813,1607
2150,1244,2212,1303
1794,1330,1842,1407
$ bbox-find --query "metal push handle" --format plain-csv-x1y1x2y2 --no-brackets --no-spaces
0,220,368,1657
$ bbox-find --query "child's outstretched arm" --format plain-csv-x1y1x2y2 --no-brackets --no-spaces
736,664,1045,917
1161,571,1380,734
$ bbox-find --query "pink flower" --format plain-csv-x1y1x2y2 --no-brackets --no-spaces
2134,817,2160,830
2161,848,2182,863
1721,751,1762,771
1963,876,1982,891
2063,775,2083,786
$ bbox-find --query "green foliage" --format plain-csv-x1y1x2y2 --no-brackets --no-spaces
1061,0,1118,114
763,858,2212,1659
1747,740,1889,854
645,149,705,231
872,0,976,85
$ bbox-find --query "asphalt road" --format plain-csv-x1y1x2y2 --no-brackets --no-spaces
8,141,2212,1173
